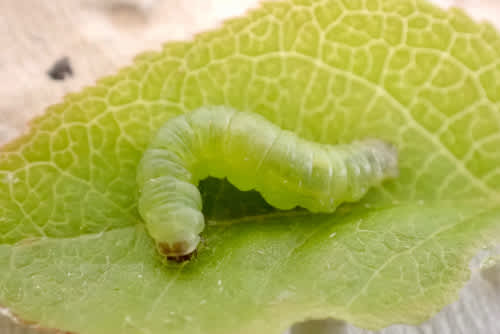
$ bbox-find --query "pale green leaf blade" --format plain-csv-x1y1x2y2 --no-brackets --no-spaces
1,0,500,333
1,202,499,333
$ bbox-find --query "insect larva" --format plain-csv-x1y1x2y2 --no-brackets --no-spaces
137,106,398,260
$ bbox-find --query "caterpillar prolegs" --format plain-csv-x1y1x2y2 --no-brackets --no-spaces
137,106,398,260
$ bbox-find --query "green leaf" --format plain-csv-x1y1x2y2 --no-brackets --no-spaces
1,0,500,333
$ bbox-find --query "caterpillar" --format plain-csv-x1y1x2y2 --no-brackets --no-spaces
137,106,399,260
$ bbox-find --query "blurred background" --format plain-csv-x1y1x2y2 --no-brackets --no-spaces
1,0,499,333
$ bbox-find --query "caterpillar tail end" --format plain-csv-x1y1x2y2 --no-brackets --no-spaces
362,138,399,179
156,236,200,262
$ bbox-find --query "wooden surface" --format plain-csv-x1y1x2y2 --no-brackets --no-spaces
0,0,499,333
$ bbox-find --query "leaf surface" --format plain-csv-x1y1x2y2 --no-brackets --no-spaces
1,0,500,333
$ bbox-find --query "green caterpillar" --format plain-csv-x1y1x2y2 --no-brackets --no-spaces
137,106,398,260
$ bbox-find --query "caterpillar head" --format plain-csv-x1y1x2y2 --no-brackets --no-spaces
157,239,199,262
144,206,204,261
